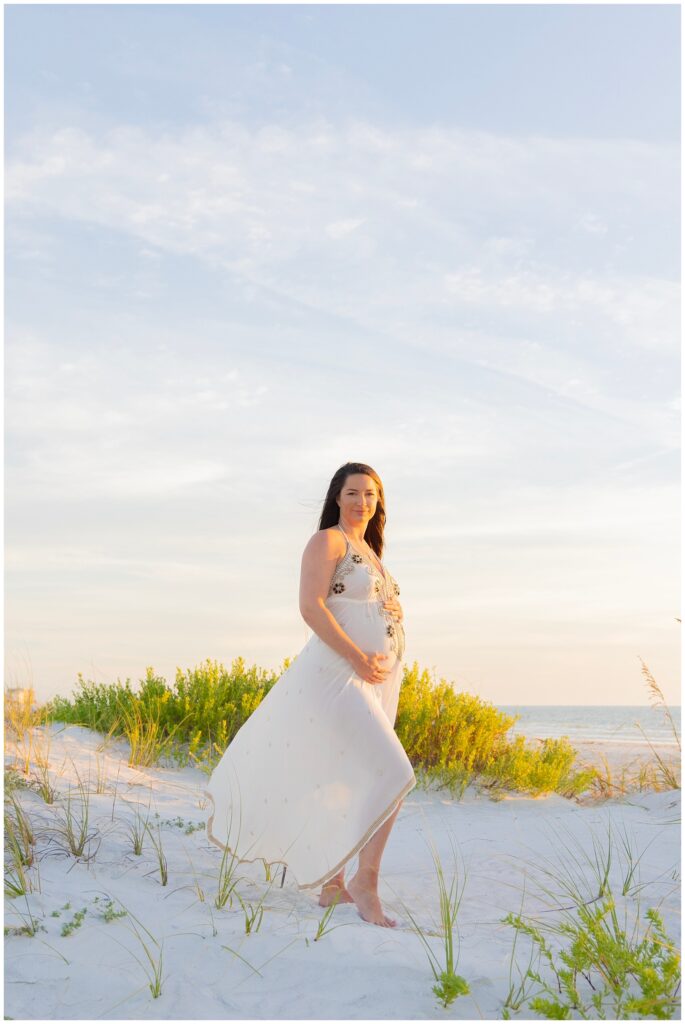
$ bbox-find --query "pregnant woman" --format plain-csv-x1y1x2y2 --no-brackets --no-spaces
205,461,416,928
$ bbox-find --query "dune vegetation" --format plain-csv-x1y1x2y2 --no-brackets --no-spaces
4,658,680,1018
26,655,679,800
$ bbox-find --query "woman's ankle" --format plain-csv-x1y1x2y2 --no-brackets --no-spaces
353,865,380,884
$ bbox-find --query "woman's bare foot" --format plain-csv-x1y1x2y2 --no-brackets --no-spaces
318,872,355,907
347,870,397,927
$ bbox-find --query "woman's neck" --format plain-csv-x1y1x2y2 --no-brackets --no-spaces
339,520,368,546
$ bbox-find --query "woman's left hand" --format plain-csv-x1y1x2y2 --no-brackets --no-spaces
383,597,403,622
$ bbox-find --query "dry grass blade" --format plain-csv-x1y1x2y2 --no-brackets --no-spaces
634,657,681,791
4,686,42,774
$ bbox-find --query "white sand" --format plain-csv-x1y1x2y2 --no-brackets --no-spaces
4,722,681,1020
567,738,680,773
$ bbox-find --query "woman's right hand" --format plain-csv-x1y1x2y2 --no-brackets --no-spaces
352,650,391,685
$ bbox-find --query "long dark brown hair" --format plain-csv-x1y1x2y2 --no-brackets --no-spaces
317,462,386,558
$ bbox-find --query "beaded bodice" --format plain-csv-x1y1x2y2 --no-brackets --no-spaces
326,526,405,661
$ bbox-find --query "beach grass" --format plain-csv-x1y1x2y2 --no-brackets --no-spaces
393,831,471,1008
578,661,681,801
31,730,58,804
48,764,99,861
4,805,35,897
109,902,166,999
126,798,152,856
312,889,350,941
144,821,168,886
501,820,681,1018
214,828,245,911
4,685,49,776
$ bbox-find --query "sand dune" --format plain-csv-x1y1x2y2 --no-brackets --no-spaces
4,722,680,1020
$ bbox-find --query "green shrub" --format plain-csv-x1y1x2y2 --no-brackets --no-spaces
43,657,606,798
395,662,595,798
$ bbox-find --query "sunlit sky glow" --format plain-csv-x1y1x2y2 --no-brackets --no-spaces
4,3,680,705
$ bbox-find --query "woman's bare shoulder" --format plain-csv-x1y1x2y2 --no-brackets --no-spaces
302,526,346,559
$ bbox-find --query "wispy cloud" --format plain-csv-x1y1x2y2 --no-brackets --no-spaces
5,7,679,704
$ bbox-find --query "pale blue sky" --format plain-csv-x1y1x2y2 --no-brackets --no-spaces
4,3,681,705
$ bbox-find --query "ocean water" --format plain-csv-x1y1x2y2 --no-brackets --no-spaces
497,705,681,747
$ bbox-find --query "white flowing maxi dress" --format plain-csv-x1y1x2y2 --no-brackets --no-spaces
204,524,417,891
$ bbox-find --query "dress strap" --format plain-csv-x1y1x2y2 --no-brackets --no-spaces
336,522,350,555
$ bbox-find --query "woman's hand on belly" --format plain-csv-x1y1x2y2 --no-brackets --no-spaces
382,596,403,621
351,649,392,686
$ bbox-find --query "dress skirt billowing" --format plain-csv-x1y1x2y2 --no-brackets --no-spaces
204,532,416,891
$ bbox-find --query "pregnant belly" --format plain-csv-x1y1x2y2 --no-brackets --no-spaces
329,599,397,664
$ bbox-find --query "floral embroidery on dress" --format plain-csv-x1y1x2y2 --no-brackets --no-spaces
328,529,406,661
327,547,356,596
376,572,405,661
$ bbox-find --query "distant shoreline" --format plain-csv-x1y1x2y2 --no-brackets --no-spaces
524,735,680,749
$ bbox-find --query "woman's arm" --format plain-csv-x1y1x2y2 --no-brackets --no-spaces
299,530,390,684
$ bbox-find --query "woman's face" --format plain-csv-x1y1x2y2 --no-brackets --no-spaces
336,473,380,530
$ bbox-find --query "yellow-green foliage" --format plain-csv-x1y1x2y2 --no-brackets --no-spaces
395,662,596,799
4,687,51,775
47,656,594,796
44,657,289,772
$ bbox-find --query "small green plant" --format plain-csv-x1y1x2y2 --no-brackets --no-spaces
101,899,128,923
215,840,243,910
5,922,46,937
502,879,539,1019
4,896,46,937
232,861,285,936
61,906,88,937
157,814,205,834
501,821,681,1019
503,902,680,1019
113,903,165,998
236,891,265,934
394,832,470,1008
312,889,350,941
